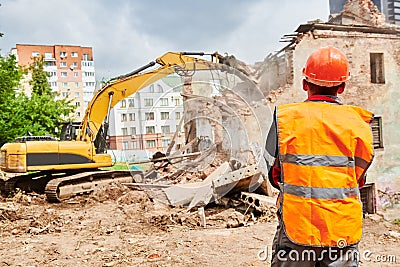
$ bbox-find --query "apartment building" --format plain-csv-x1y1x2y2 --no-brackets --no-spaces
11,44,96,120
108,75,184,161
329,0,400,25
382,0,400,24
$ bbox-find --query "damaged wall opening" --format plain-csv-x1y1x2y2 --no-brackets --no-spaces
371,116,384,149
370,53,385,84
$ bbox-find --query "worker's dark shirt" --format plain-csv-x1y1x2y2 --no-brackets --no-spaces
264,95,366,190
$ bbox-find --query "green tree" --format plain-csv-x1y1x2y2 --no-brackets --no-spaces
29,56,52,95
25,56,75,136
0,55,75,146
0,54,23,98
0,54,25,146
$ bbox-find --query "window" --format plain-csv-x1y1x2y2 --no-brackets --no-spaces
161,112,169,120
85,82,95,87
146,126,155,134
130,127,136,135
73,72,78,77
122,141,129,150
75,102,80,107
71,52,78,57
129,113,135,121
149,84,155,93
162,139,170,147
60,62,67,67
371,116,383,149
83,54,89,60
49,82,57,87
131,141,137,149
60,72,67,77
62,92,69,98
144,98,153,107
45,52,53,59
175,112,181,120
82,61,94,67
128,99,134,107
72,62,78,67
121,128,128,135
84,72,95,77
121,100,126,108
161,125,170,134
157,84,163,93
47,71,56,77
160,98,169,106
62,82,68,87
74,82,79,88
45,61,56,67
145,112,154,120
121,114,127,122
174,98,181,106
60,52,67,58
76,112,81,117
370,53,385,84
146,140,156,148
32,52,40,57
75,92,80,98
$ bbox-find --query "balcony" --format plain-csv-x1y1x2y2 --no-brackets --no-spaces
44,57,56,62
81,61,95,67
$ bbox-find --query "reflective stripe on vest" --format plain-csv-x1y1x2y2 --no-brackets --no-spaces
277,102,374,247
283,184,359,199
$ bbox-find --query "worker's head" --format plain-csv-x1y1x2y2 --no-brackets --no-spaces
302,46,350,96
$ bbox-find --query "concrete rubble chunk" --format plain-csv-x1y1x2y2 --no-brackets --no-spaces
162,162,231,207
240,192,277,213
388,230,400,239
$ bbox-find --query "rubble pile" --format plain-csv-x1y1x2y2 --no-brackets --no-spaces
121,62,275,221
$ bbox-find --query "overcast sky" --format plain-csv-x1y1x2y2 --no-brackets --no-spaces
0,0,329,79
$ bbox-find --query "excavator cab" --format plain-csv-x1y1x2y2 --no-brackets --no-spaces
59,122,81,141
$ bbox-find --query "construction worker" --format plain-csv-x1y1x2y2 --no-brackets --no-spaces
264,46,374,266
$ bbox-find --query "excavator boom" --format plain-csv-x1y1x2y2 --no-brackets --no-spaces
79,52,222,142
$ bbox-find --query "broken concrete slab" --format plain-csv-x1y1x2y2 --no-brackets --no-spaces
161,163,269,208
162,162,231,207
212,164,263,197
240,192,277,212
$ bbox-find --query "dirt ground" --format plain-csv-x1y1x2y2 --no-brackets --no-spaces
1,184,399,267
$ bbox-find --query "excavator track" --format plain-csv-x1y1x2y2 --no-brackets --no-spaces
3,171,55,195
1,170,143,202
45,170,143,202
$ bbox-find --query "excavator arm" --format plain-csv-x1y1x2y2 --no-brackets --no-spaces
79,52,223,143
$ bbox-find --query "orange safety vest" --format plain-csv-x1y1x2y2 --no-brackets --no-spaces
276,102,374,247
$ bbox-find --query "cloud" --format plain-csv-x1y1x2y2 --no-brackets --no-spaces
221,0,330,63
0,0,328,79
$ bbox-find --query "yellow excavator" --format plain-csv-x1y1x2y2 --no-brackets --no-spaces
0,52,227,201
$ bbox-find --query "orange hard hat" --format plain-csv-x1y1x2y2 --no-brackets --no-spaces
302,46,350,87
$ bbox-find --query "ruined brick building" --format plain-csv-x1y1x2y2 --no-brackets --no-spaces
257,0,400,199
